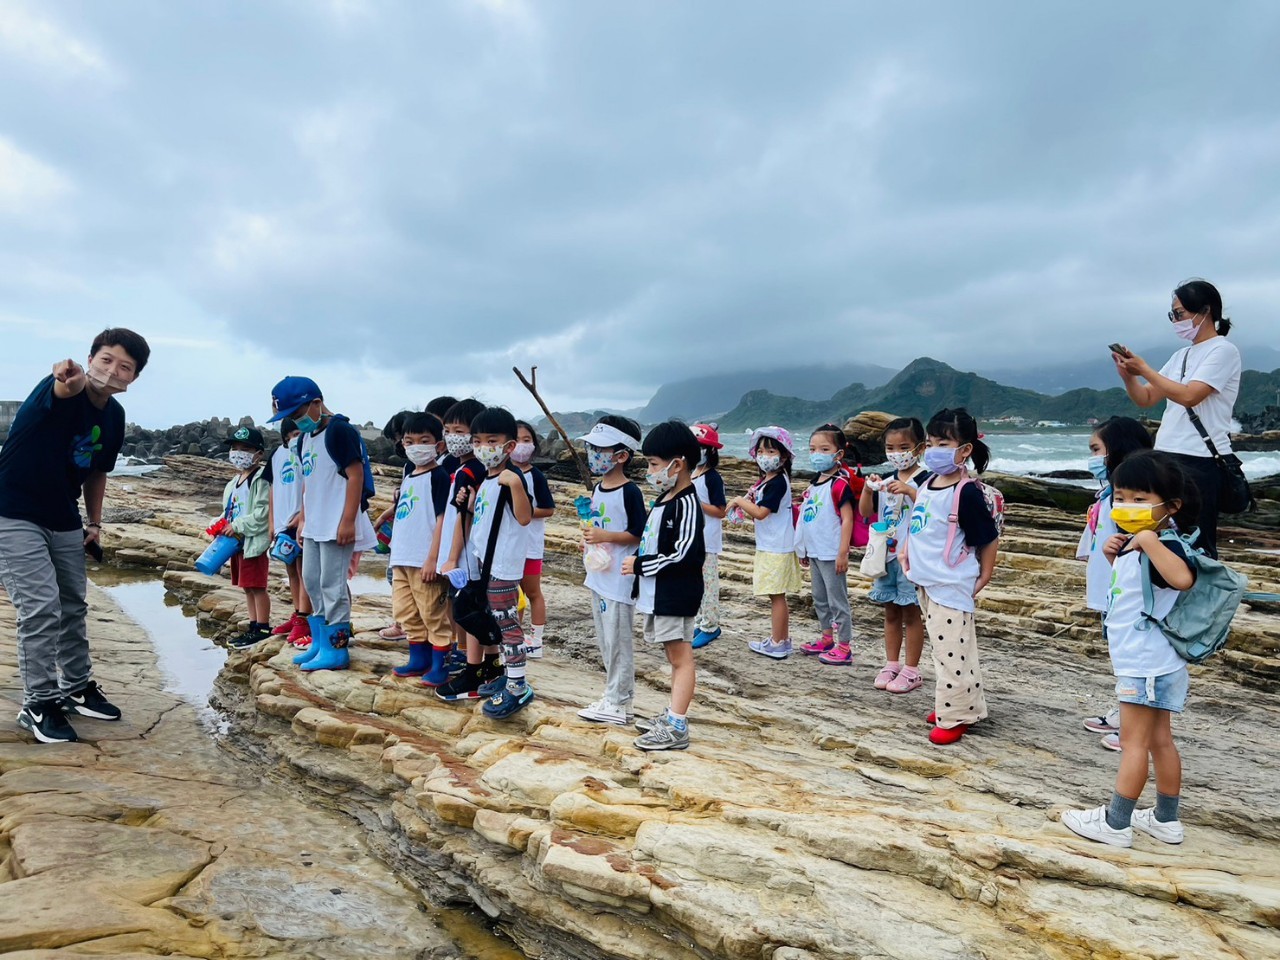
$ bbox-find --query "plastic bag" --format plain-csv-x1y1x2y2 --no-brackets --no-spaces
583,543,612,573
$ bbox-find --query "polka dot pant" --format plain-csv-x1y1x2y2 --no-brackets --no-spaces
920,592,988,730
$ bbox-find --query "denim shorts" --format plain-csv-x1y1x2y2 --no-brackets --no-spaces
1115,666,1189,713
869,557,919,607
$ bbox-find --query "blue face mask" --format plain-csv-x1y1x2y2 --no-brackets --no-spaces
810,452,839,473
1087,455,1109,485
295,415,319,435
923,446,962,476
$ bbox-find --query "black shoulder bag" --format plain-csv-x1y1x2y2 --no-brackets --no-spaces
1179,350,1255,514
449,478,512,645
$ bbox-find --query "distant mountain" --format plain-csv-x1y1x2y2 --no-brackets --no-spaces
638,364,894,422
980,342,1280,395
718,357,1150,432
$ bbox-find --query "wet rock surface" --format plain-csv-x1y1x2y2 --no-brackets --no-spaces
7,455,1280,959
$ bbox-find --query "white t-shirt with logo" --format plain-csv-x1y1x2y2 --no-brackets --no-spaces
874,468,928,559
794,476,851,562
469,474,530,583
583,480,647,604
1154,337,1241,457
390,468,443,569
271,444,302,534
1105,545,1191,678
751,474,794,554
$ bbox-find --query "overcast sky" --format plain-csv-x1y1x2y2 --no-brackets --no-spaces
1,1,1277,427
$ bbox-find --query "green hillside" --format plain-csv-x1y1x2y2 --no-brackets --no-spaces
718,356,1253,431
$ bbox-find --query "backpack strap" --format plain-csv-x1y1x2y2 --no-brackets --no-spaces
1136,529,1198,628
942,476,974,569
478,474,514,587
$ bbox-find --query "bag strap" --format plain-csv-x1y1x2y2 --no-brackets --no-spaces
943,475,974,568
478,474,513,586
1179,349,1229,462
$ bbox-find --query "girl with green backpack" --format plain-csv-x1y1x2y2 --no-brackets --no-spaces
1063,451,1199,849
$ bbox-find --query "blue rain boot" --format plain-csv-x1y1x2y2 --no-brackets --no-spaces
421,647,450,687
393,642,431,678
302,621,351,672
293,616,327,665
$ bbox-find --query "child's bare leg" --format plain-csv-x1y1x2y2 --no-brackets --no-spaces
902,603,923,669
770,594,789,640
667,641,695,716
883,604,903,662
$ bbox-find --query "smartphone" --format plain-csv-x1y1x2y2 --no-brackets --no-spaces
1108,343,1131,358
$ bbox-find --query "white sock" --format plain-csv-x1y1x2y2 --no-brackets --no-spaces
532,623,544,645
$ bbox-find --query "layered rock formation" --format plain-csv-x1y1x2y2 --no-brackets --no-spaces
43,454,1278,960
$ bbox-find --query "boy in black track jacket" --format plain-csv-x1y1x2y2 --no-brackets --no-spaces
623,420,705,752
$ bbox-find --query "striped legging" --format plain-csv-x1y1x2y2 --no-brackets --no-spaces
488,578,528,682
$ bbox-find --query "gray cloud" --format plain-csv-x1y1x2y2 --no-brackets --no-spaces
1,0,1278,427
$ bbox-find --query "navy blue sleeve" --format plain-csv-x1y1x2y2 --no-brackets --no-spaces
621,482,647,538
324,419,364,470
531,467,554,509
834,479,855,510
757,475,787,514
1149,538,1197,590
956,483,998,548
430,467,451,516
705,470,727,507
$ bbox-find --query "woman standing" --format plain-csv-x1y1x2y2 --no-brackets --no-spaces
1112,279,1241,558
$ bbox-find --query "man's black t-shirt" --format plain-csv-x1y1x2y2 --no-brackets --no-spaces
0,376,125,532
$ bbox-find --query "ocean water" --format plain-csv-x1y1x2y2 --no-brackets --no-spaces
719,430,1280,479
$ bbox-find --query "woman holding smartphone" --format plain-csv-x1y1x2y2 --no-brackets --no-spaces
1111,279,1241,558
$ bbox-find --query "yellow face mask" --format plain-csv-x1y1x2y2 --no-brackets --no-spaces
1111,503,1165,534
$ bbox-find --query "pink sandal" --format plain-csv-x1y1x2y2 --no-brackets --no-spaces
800,635,834,656
817,643,853,665
886,669,922,693
873,665,900,689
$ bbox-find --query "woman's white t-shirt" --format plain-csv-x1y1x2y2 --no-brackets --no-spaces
1154,337,1241,457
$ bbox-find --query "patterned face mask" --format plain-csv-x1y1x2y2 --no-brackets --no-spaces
229,451,256,471
587,446,618,476
444,433,472,458
473,444,509,470
755,454,782,474
646,460,680,492
886,451,919,471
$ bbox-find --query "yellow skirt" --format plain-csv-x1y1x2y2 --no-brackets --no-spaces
753,550,803,596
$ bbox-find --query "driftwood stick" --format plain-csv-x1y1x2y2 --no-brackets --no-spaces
513,365,594,491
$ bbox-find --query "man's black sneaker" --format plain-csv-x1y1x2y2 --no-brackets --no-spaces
228,627,270,650
435,664,484,702
59,681,122,721
18,700,80,743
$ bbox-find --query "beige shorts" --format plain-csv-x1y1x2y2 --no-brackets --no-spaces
642,614,696,645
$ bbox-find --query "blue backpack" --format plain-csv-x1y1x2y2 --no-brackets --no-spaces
1138,530,1248,664
295,416,377,510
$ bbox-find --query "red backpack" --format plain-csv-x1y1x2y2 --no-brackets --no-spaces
792,466,871,551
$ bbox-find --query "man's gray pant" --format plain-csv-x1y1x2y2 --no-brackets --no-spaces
302,538,354,625
0,517,93,704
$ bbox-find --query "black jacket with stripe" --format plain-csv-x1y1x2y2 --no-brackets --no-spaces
634,483,705,617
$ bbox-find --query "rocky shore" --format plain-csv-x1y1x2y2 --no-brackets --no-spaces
3,454,1280,959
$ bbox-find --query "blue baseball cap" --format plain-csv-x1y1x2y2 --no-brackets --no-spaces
269,376,322,423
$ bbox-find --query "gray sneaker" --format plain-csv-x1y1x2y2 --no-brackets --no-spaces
634,717,689,751
634,714,663,734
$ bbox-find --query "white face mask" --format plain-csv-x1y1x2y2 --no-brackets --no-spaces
444,433,472,458
512,441,536,464
405,444,438,466
229,450,256,471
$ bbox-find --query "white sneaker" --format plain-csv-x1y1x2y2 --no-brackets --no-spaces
577,699,629,725
1131,808,1184,845
525,643,544,660
1100,732,1122,752
1061,805,1133,848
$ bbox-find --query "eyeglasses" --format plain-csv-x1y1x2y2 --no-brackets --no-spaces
1168,309,1191,322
